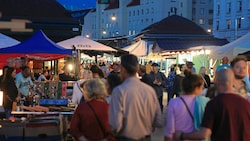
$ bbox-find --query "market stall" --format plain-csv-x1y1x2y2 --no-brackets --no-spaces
0,29,72,68
210,32,250,60
0,30,75,140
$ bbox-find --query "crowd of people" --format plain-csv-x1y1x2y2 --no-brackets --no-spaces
0,54,249,141
69,54,249,141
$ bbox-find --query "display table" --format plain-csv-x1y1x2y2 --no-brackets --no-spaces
6,110,74,141
12,111,74,115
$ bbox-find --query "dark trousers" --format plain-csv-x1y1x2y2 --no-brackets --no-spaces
158,96,163,111
116,135,151,141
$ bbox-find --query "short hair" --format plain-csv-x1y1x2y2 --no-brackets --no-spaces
84,78,108,100
90,65,104,78
121,54,139,75
21,66,30,71
182,70,203,94
230,55,247,67
139,65,146,73
107,73,122,93
42,70,48,74
215,68,234,86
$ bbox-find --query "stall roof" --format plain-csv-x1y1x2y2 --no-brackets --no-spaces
0,33,20,48
210,32,250,60
156,37,228,51
0,30,71,68
141,15,208,35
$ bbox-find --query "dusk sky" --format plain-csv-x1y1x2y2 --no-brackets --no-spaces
57,0,96,10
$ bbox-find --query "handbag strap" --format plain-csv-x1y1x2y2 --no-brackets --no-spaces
179,97,194,123
200,75,208,88
86,102,107,137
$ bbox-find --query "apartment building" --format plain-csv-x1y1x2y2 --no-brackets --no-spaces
82,0,213,40
213,0,250,41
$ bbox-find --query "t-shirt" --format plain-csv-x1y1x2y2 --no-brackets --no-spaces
37,74,46,81
16,72,33,96
201,93,250,141
216,64,230,72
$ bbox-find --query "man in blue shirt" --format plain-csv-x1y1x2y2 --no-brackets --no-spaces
216,57,230,72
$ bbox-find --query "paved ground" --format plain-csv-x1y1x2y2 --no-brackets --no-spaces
152,127,164,141
151,92,168,141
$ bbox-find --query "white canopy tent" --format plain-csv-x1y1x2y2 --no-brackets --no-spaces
0,33,20,48
57,36,116,51
122,40,150,56
188,45,219,51
210,32,250,60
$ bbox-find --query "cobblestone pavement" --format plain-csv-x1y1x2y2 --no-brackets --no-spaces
151,127,164,141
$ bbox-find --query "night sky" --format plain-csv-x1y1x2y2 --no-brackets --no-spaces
57,0,96,10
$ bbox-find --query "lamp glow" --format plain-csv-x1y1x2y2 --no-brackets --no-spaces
68,64,73,72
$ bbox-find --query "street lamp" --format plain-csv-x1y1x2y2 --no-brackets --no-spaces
85,33,90,38
102,29,107,35
235,17,244,40
111,13,116,21
207,29,212,34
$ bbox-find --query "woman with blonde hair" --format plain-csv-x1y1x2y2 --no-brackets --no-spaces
70,78,115,141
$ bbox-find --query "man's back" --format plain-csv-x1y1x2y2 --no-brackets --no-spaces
109,77,162,140
202,93,250,141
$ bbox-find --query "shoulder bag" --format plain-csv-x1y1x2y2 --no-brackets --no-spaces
86,102,107,137
179,97,194,122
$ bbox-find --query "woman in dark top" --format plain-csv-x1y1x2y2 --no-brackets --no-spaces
199,66,211,88
1,67,18,118
173,64,187,97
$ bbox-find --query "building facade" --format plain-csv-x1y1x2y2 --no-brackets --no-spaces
213,0,250,41
82,0,213,40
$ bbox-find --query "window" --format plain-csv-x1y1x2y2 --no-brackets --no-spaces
216,21,219,30
237,18,243,28
226,3,231,13
137,10,140,15
129,11,131,16
192,8,196,15
141,9,144,15
133,11,135,16
209,9,213,14
171,7,177,14
199,18,204,24
146,9,149,14
226,19,231,29
237,1,242,12
217,5,220,15
133,30,136,35
200,8,204,15
129,30,132,35
208,19,213,25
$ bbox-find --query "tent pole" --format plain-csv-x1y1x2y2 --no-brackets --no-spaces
95,55,97,64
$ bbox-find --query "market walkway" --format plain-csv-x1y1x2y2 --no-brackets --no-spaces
151,91,168,141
